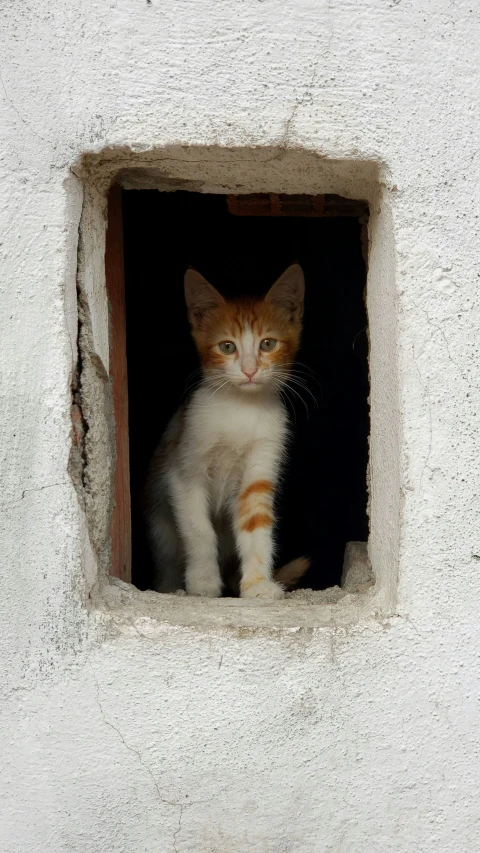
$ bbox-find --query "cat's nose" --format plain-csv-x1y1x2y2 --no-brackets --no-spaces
242,368,258,381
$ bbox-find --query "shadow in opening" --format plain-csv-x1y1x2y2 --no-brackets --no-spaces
123,190,369,592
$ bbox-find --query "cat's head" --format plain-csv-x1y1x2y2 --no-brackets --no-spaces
184,264,304,393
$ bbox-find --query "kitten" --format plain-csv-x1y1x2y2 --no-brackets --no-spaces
143,264,309,599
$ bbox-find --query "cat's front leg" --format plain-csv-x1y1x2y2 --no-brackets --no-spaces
170,473,222,597
234,445,284,600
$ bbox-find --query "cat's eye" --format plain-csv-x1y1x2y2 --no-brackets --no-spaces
260,338,277,352
218,341,236,354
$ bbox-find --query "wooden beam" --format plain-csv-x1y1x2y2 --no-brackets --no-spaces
227,193,368,218
105,184,131,583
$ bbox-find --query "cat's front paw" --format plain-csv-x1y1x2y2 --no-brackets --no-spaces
186,572,223,598
240,578,285,600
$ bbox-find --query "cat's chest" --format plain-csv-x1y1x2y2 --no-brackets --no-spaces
193,394,285,452
184,394,286,506
200,403,283,507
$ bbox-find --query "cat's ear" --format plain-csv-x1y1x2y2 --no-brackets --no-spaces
184,269,224,324
265,264,305,321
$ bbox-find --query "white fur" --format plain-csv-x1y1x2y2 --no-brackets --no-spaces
144,383,288,599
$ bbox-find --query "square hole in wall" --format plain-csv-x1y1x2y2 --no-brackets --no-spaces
106,189,369,595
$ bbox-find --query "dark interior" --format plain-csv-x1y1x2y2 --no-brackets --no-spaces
123,190,369,592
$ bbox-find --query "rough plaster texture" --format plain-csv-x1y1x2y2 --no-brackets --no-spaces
1,1,480,850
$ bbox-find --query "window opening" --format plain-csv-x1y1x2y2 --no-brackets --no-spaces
113,189,369,594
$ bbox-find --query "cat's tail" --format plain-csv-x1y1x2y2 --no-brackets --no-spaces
274,557,310,590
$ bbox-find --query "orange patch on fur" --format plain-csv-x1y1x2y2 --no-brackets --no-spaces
238,499,271,522
240,512,273,533
239,480,273,503
240,572,266,592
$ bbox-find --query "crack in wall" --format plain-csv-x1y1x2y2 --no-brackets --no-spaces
0,68,52,146
411,297,480,490
21,482,69,500
68,282,89,498
412,341,433,490
0,482,70,509
89,659,204,852
89,661,173,805
279,30,332,151
172,804,185,853
412,298,480,394
68,193,116,581
280,55,321,150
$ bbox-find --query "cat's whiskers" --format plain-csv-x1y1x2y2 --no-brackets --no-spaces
274,372,319,410
270,376,310,418
274,361,324,396
282,382,311,417
182,380,204,399
278,384,297,427
266,364,319,413
205,376,233,398
182,367,206,400
272,377,312,415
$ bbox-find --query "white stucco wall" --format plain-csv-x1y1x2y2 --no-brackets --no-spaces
1,1,480,850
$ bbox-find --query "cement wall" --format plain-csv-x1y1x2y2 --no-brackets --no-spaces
1,1,480,850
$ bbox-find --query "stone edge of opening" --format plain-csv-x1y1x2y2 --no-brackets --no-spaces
69,145,400,631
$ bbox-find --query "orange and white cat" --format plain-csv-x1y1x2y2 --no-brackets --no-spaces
143,264,308,598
